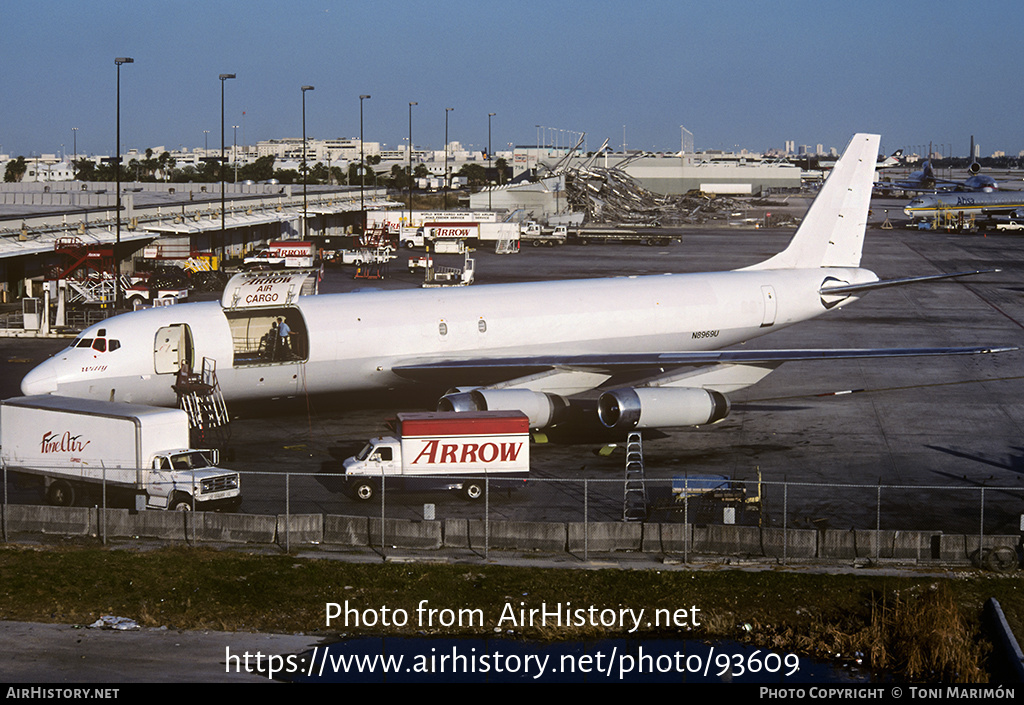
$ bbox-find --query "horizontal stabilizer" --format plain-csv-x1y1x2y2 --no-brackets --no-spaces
819,269,1000,296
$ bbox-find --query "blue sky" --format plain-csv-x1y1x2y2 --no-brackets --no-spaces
2,0,1021,159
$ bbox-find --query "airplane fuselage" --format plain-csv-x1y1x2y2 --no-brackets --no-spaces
21,266,874,407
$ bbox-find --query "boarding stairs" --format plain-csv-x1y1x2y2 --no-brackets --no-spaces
353,227,394,279
495,237,520,254
53,237,115,279
61,276,118,307
174,357,231,449
623,432,648,521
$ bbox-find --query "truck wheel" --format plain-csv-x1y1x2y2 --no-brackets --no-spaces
462,481,484,501
352,481,375,501
47,480,75,507
170,493,193,511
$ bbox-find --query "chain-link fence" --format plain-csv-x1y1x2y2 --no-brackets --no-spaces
3,464,1022,567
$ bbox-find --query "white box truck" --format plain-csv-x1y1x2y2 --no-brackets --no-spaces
342,411,529,501
0,395,241,511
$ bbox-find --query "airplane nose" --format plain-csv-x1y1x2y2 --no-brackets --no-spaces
21,361,58,396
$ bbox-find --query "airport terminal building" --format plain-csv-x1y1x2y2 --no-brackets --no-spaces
0,181,389,302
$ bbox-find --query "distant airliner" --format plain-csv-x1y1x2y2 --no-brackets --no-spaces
792,148,902,173
904,191,1024,224
21,134,1013,435
879,137,997,194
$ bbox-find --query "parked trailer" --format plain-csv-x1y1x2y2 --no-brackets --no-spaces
0,395,241,511
569,227,674,246
342,411,529,501
422,222,520,246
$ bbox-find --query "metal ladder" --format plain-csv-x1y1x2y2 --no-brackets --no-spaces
623,431,648,521
494,237,519,254
176,357,231,448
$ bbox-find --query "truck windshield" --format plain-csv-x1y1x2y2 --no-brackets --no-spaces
354,443,374,461
169,451,211,470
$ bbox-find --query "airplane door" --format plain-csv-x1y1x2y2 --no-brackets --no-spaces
154,324,193,374
760,286,777,328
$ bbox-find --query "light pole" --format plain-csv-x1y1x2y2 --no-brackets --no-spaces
232,124,240,182
359,94,370,218
301,85,314,239
488,112,495,210
71,127,78,180
232,124,239,182
408,101,417,226
219,73,235,260
114,57,133,310
444,107,453,210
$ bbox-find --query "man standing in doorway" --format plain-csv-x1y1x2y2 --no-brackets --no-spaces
277,316,291,360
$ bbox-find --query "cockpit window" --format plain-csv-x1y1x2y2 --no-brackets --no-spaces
74,335,120,353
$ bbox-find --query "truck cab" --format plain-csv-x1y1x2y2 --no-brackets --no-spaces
343,437,400,500
148,448,240,510
399,227,425,249
347,438,399,474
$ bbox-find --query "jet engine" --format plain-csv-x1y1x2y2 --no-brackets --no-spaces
438,389,569,428
596,387,730,431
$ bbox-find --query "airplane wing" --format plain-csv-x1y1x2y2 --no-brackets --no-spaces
392,345,1015,385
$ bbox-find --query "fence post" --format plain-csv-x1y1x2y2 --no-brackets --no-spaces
783,481,788,565
102,463,108,546
583,478,588,562
980,486,986,558
683,480,689,564
876,482,881,562
285,472,290,553
380,475,385,556
485,477,489,562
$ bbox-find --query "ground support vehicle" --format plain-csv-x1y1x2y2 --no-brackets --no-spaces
242,241,317,269
646,474,761,524
341,412,529,501
520,223,567,247
0,395,241,511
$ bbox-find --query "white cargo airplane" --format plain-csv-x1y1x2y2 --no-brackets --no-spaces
20,134,1012,434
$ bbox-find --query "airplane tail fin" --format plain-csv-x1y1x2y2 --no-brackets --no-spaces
746,133,880,270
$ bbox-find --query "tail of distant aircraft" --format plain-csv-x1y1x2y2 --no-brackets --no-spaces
877,149,902,168
745,133,880,271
